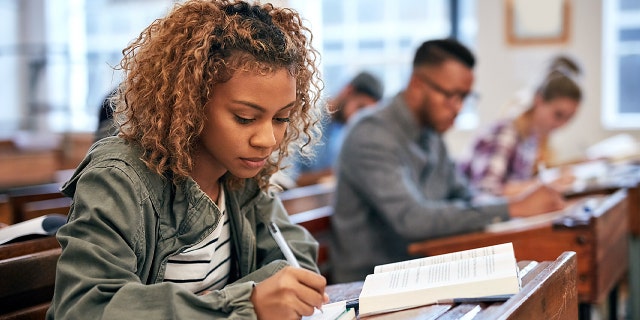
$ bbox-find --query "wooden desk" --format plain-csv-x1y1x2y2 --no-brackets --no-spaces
563,162,640,236
0,236,60,260
326,252,577,319
408,190,628,319
6,182,66,224
22,197,71,221
289,206,333,281
0,150,59,190
561,162,640,320
0,194,10,225
280,182,335,215
0,247,61,319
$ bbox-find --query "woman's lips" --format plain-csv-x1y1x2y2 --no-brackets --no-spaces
240,157,268,169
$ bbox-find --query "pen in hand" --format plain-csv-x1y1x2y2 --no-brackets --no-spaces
268,221,324,313
268,221,301,268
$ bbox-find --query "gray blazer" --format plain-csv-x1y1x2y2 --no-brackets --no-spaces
330,93,509,283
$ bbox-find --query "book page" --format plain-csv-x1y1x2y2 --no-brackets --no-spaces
374,242,513,274
368,252,518,292
302,300,354,320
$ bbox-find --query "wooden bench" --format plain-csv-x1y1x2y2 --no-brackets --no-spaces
289,206,334,283
22,197,72,222
6,182,66,224
0,150,60,190
279,183,337,282
280,182,335,215
0,194,11,226
0,236,60,260
0,247,61,319
408,190,629,319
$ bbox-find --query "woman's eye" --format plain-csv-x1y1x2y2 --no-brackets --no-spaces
234,115,254,124
274,117,290,123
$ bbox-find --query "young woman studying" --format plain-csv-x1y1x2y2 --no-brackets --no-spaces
459,56,583,197
46,1,327,319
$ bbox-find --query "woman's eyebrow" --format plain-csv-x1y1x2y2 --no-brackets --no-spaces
232,100,296,112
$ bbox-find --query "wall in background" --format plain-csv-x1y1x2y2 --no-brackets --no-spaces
446,0,640,164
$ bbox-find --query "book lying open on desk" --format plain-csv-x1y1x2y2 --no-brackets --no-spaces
358,242,521,317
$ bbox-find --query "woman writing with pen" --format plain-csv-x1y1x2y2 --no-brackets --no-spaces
47,1,328,319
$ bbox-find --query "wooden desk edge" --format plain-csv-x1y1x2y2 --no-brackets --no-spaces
325,252,578,319
496,251,578,319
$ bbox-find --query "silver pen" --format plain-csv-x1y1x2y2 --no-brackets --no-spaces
268,221,301,268
268,221,324,313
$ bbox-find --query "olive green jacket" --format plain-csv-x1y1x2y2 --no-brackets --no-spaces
47,137,319,319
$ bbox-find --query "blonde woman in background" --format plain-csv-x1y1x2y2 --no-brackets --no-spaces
459,56,582,197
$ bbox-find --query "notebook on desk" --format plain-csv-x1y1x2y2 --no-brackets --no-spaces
485,197,601,233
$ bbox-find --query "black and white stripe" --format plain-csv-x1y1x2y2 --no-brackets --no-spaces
163,187,231,293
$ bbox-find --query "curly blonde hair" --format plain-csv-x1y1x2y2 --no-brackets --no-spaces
114,0,323,190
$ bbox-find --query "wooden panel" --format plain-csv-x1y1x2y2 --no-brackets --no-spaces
591,190,629,303
7,182,66,224
0,302,50,320
289,206,333,282
0,236,60,260
58,132,94,170
280,182,335,215
627,185,640,236
408,191,628,305
0,248,61,318
0,151,59,190
0,194,11,226
478,252,578,319
22,197,72,221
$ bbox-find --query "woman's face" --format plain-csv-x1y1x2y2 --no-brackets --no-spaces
198,68,296,180
532,95,579,135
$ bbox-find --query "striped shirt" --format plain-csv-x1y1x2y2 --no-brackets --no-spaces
163,186,231,294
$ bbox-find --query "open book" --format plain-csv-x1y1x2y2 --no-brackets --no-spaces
0,214,67,245
358,242,521,317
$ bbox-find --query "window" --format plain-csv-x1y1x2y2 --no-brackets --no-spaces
0,0,174,139
603,0,640,129
289,0,478,129
0,0,478,139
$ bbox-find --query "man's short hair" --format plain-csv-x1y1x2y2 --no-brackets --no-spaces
349,71,384,101
413,38,475,69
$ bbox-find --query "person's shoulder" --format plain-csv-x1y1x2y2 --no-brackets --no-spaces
349,99,390,129
74,137,165,187
482,118,517,136
61,137,165,198
87,136,143,164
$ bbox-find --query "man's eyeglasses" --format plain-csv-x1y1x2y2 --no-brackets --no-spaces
415,73,479,105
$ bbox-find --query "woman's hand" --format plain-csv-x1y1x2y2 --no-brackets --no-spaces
251,266,329,320
509,182,566,217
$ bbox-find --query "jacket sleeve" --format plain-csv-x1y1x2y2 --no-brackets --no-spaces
253,192,320,275
47,164,262,319
338,120,509,241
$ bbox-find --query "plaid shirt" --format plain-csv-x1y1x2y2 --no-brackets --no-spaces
459,119,539,195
